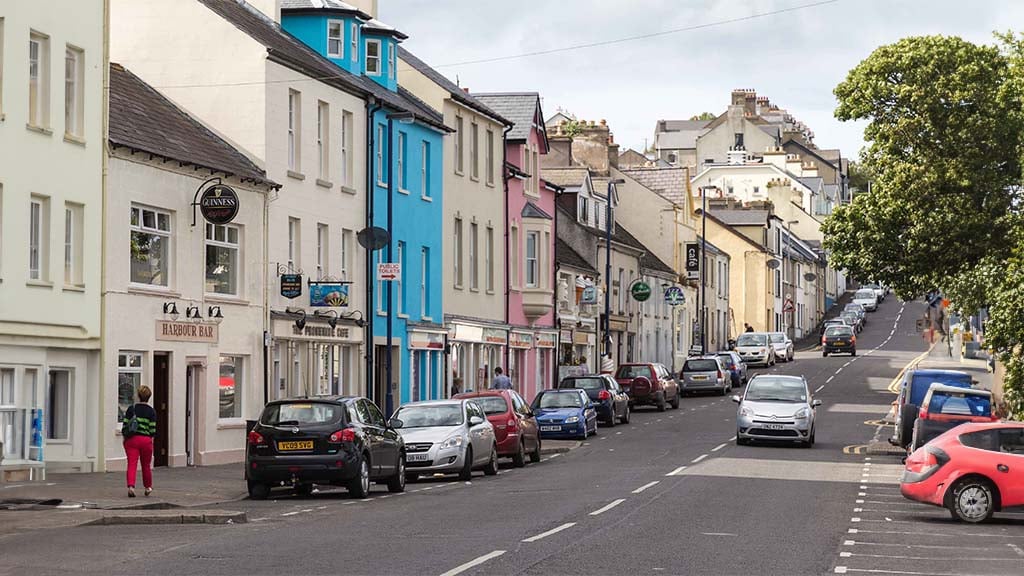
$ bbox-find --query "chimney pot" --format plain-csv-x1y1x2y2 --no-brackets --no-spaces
600,119,607,126
463,87,469,94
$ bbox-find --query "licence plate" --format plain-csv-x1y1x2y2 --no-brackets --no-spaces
691,375,708,381
406,453,430,462
540,425,561,432
834,342,846,346
764,424,785,430
277,440,314,451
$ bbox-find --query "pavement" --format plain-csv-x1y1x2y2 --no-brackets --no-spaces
2,298,1021,575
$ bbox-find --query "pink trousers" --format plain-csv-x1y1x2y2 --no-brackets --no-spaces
124,435,154,489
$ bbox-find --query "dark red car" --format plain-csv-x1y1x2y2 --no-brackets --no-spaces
901,421,1024,523
454,390,541,467
614,363,680,412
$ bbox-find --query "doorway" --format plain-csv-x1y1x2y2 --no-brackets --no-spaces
185,364,201,467
152,353,170,467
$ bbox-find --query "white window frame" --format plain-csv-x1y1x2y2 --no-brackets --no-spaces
316,223,328,279
454,116,464,174
397,131,407,192
375,124,385,186
341,110,353,187
510,225,519,288
28,32,49,129
64,203,83,286
470,121,479,180
365,39,381,76
420,247,429,320
205,223,241,296
64,46,84,139
453,216,463,288
469,222,478,290
341,228,353,281
317,101,329,181
117,352,143,423
29,197,45,280
327,20,344,58
350,23,358,63
485,226,494,293
288,90,300,172
388,43,395,80
287,217,300,271
396,241,405,316
129,204,171,287
485,129,495,186
525,231,539,288
421,141,431,199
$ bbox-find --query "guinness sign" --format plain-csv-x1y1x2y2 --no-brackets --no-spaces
200,185,240,224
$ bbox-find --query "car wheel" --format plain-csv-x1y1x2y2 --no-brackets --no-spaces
483,446,499,476
386,455,406,493
347,455,371,499
948,477,996,523
248,481,270,500
458,447,474,481
656,393,667,412
822,351,828,357
670,392,680,409
512,439,526,468
606,408,617,428
294,483,314,497
405,472,419,483
620,404,630,424
530,438,542,463
736,436,750,446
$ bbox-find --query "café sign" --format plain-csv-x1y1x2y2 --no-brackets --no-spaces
155,320,218,343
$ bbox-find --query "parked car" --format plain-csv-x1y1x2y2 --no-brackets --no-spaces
844,303,867,325
732,375,821,446
680,356,731,396
391,399,498,481
908,384,996,452
891,369,974,449
840,312,863,333
863,283,886,302
900,422,1024,523
454,390,541,467
557,374,630,426
716,351,748,387
614,362,680,412
822,325,856,357
245,396,406,500
531,389,598,440
769,332,794,362
853,288,879,312
735,332,776,367
820,319,847,335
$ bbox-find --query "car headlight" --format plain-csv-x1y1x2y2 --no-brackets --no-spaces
794,407,810,419
564,416,580,423
439,435,464,449
739,406,754,417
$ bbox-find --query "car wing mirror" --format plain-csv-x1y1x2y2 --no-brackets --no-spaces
730,394,741,403
812,399,823,408
468,416,484,426
388,418,404,429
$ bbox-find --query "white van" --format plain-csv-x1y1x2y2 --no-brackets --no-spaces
853,288,878,312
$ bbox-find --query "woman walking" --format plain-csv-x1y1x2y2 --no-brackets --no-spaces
122,385,157,497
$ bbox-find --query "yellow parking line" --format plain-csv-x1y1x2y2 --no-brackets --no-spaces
886,344,934,394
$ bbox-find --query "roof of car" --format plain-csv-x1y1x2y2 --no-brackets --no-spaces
398,399,468,407
910,369,971,378
454,390,510,398
948,421,1022,433
271,395,357,404
749,374,805,383
924,384,991,397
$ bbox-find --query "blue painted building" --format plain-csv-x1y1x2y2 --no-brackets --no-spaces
282,1,448,414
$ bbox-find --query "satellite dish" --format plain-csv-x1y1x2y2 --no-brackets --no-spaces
357,227,390,251
766,259,781,270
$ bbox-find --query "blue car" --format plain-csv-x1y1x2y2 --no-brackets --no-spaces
531,389,598,440
892,368,975,449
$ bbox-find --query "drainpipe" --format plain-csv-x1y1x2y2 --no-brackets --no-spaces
365,98,382,404
501,125,512,375
98,0,111,472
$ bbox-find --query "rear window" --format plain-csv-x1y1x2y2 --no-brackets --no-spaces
560,377,605,391
262,402,345,426
471,396,510,415
736,333,766,346
959,429,997,450
855,289,875,299
769,334,785,343
716,354,735,366
825,326,853,336
616,365,652,379
927,391,991,417
684,359,719,372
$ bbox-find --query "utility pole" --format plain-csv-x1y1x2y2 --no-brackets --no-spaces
602,179,625,364
385,111,414,416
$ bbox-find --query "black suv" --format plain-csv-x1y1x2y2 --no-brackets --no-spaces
246,396,405,499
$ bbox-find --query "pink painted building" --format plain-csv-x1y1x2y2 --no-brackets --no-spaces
473,93,557,402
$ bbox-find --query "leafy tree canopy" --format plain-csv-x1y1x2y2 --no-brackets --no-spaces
689,112,717,121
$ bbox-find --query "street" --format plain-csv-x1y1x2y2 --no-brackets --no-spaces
3,297,1019,576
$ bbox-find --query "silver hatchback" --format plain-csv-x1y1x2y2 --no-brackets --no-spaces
680,356,730,396
732,375,821,446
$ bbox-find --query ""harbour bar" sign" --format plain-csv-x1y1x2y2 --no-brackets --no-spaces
155,320,219,343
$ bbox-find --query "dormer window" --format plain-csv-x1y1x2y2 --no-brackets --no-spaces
365,39,381,76
327,20,344,58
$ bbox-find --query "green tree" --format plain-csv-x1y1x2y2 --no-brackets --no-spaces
824,34,1024,414
689,112,717,121
846,160,872,193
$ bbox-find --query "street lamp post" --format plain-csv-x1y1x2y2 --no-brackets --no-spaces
385,111,415,416
603,179,625,364
698,186,713,353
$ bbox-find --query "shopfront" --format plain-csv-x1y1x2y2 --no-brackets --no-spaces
508,331,534,398
447,323,507,394
408,329,446,403
558,327,596,382
532,331,558,401
270,312,364,401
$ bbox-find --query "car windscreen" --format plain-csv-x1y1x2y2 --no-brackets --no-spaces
927,391,991,417
736,334,766,346
469,396,510,415
769,334,785,343
560,377,605,391
393,404,464,427
615,365,652,379
845,304,864,311
855,289,875,299
825,326,853,337
262,402,345,426
744,378,807,402
536,392,584,409
684,359,719,372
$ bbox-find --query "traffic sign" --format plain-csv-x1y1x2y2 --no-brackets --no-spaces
377,262,401,281
784,298,794,313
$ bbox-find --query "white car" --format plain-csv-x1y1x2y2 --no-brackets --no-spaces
853,288,878,312
863,283,886,302
391,399,499,481
768,332,794,362
735,332,776,367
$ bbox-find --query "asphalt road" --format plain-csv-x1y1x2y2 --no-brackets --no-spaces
3,297,1020,576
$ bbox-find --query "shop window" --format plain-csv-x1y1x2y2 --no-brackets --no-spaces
219,356,243,420
117,352,142,422
47,369,70,440
130,205,171,286
206,223,240,295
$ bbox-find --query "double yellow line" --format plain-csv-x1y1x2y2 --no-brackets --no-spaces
886,344,935,394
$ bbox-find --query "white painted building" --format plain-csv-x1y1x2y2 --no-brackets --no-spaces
0,1,105,479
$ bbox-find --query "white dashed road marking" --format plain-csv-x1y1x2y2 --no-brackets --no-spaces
711,443,728,452
589,498,626,516
632,481,660,494
666,466,688,476
691,454,708,463
438,550,507,576
521,523,576,543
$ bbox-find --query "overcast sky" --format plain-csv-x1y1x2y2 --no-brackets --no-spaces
382,0,1024,161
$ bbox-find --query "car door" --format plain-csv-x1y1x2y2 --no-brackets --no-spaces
364,401,398,477
512,392,539,451
466,402,491,464
604,376,622,416
581,390,597,429
356,399,386,477
995,428,1024,506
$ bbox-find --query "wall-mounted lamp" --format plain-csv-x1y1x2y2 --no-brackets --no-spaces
162,302,179,321
293,309,307,331
207,306,224,324
185,305,202,321
315,309,338,329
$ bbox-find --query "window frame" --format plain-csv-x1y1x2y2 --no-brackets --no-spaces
510,225,519,288
117,352,143,423
350,23,358,63
287,217,300,271
454,115,464,174
388,43,395,80
340,228,353,281
218,355,244,421
64,45,84,139
469,222,478,291
485,128,495,186
287,90,300,172
317,100,329,181
327,20,344,58
375,123,386,186
365,38,381,76
205,223,241,296
485,226,494,293
397,131,407,192
129,204,171,288
28,32,50,129
525,231,539,288
453,216,463,288
46,369,71,441
341,110,353,187
316,223,328,279
470,121,479,180
420,247,430,320
421,141,431,199
63,202,83,286
29,197,46,280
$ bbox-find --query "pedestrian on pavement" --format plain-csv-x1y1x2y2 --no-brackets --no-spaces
122,385,157,498
450,377,463,397
744,323,754,333
491,367,513,390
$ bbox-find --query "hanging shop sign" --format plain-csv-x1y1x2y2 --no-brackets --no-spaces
509,332,534,349
581,285,598,304
280,274,303,299
155,320,218,344
309,282,350,307
535,332,557,348
630,281,652,302
664,286,685,306
483,328,508,345
191,178,240,226
685,243,700,280
409,331,445,350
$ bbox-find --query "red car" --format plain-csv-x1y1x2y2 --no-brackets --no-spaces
901,421,1024,522
614,363,680,412
453,390,541,467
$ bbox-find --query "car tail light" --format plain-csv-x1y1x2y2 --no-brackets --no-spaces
851,335,857,344
329,428,356,443
821,337,827,345
917,407,929,421
598,390,611,401
902,445,949,483
247,430,264,445
717,370,724,379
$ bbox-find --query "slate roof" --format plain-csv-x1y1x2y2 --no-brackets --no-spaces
199,0,445,131
397,47,510,125
280,0,370,17
521,202,552,220
620,167,689,204
783,138,839,169
108,63,277,188
556,237,597,274
707,208,771,226
362,18,408,40
541,167,589,189
472,92,543,142
798,176,824,192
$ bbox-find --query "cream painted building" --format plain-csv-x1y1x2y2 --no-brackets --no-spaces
397,48,512,394
0,1,105,478
104,63,278,469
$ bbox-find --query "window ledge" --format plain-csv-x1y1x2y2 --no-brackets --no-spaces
316,178,334,189
470,175,480,183
26,124,53,136
46,439,72,445
217,419,247,430
485,181,496,188
62,284,86,293
454,170,464,177
397,188,410,195
486,289,495,295
287,170,306,181
421,316,434,322
26,279,54,289
454,283,463,291
64,133,86,147
377,311,387,317
128,285,181,298
205,294,250,306
469,287,479,293
341,185,357,195
420,195,433,203
375,180,388,189
397,313,409,319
